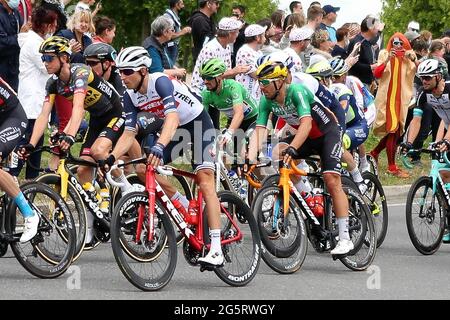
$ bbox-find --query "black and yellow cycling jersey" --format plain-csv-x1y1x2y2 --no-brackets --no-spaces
44,64,123,118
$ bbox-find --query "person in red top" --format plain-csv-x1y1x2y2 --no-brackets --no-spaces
18,0,32,24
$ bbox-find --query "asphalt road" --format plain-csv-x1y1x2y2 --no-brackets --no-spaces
2,202,450,301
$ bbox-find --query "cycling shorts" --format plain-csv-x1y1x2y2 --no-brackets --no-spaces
344,119,369,150
0,107,27,160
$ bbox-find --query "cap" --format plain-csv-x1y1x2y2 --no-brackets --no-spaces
404,30,420,43
322,5,340,15
289,26,314,42
244,24,267,37
218,17,243,31
407,21,420,32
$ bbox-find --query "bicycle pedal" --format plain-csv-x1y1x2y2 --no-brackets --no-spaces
199,262,224,272
331,253,348,261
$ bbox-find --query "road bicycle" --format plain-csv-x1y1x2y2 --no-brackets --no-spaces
403,143,450,255
252,159,377,272
109,156,261,291
0,161,76,278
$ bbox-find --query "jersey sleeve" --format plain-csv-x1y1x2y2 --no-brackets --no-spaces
201,89,211,111
72,66,90,95
123,92,138,132
293,85,313,119
414,89,427,118
44,77,58,104
229,81,244,107
154,76,177,116
256,98,271,128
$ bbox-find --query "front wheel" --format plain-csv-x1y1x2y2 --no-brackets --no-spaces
111,191,177,291
406,176,445,255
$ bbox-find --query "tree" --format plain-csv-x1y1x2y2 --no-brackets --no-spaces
99,0,279,69
381,0,450,40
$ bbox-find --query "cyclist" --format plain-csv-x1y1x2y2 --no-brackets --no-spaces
330,56,375,172
200,57,258,153
0,77,38,243
247,61,354,255
103,47,224,266
307,59,368,193
402,59,450,242
18,36,126,246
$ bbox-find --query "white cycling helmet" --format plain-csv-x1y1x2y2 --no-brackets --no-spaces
257,51,294,72
417,59,442,77
330,57,349,76
115,46,152,69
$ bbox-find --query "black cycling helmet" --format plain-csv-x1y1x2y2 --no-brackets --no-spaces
83,43,117,62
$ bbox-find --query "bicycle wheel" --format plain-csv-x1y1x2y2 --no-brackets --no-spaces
253,185,306,259
208,191,261,287
362,172,388,247
35,174,87,261
406,176,445,255
8,182,76,278
366,154,379,176
334,180,377,271
111,191,177,291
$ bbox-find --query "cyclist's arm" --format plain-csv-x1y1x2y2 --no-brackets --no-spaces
289,116,312,149
111,92,138,160
436,120,445,141
155,76,180,146
29,98,54,147
247,126,267,163
111,129,137,160
228,104,244,132
406,93,426,144
64,92,86,137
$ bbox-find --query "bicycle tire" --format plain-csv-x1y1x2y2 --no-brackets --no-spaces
8,182,76,278
406,176,445,255
35,174,87,261
208,191,261,286
362,171,388,247
111,191,177,291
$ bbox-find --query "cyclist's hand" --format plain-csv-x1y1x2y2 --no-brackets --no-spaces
98,154,116,171
147,142,164,167
17,143,35,160
400,141,413,155
437,139,450,152
49,130,62,146
59,134,75,152
219,129,233,147
282,146,298,164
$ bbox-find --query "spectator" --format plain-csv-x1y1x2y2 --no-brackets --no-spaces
332,27,349,58
404,30,420,46
231,4,248,68
41,0,70,33
309,1,321,8
14,6,58,180
371,33,417,178
75,0,101,17
347,16,381,88
235,24,266,102
420,30,432,47
191,17,250,128
305,5,323,31
0,0,24,91
289,1,303,14
18,0,32,25
142,15,186,78
92,15,116,44
56,9,94,63
164,0,191,65
428,40,449,78
187,0,220,63
407,21,420,33
319,4,339,43
344,22,360,40
311,29,333,60
279,13,305,50
270,9,285,44
285,26,314,72
412,37,429,61
442,31,450,69
257,18,278,56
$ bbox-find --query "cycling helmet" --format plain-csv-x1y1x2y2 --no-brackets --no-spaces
39,36,71,55
305,60,333,80
256,61,288,80
115,46,152,69
330,57,349,76
84,43,117,62
199,58,227,78
417,59,443,77
257,51,295,72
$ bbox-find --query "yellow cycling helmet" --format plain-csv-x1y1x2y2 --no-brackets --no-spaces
256,61,288,81
39,36,72,55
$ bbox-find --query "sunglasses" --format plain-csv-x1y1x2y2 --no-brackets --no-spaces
420,75,435,81
201,75,216,81
258,79,279,86
119,68,142,76
41,54,57,63
393,41,403,46
85,60,101,67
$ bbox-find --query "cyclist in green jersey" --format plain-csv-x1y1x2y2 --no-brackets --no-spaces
200,58,258,150
248,60,354,255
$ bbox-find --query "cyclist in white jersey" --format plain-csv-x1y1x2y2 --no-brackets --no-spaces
102,47,224,266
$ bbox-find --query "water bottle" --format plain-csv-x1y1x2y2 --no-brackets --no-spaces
312,188,324,217
266,143,272,159
187,199,199,226
83,182,102,204
228,170,241,191
99,188,110,214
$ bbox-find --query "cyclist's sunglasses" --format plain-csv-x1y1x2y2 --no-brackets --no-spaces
41,54,57,63
420,75,435,81
119,68,142,76
201,75,217,81
85,59,102,67
258,79,279,86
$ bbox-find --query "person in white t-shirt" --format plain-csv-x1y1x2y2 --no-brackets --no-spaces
284,26,314,72
191,17,251,128
75,0,101,17
235,24,266,103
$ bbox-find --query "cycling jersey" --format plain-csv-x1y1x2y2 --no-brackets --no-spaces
329,83,365,127
345,75,376,126
44,64,123,118
257,83,338,139
415,82,450,128
0,77,19,114
201,79,258,121
292,72,346,130
124,73,204,132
